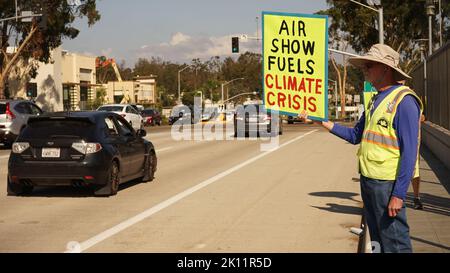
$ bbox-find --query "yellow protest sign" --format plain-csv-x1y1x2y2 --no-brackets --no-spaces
262,12,329,121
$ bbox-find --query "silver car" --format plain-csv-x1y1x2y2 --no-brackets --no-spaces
0,100,43,146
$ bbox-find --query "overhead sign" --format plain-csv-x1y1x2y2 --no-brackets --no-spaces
262,11,329,121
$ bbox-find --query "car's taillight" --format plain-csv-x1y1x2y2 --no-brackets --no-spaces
6,103,15,121
71,142,102,154
12,142,30,154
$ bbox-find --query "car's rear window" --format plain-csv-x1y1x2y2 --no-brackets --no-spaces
21,119,96,139
0,104,5,114
98,106,123,112
142,109,154,115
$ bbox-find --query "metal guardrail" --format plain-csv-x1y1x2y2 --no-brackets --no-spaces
411,42,450,131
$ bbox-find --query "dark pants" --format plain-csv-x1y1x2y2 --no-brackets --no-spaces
360,175,413,253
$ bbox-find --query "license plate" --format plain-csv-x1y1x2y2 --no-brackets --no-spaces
42,148,60,158
248,117,258,123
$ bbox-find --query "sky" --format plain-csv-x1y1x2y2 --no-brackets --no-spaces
62,0,329,67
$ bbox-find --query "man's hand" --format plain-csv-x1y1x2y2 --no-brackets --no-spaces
388,196,404,218
298,111,334,131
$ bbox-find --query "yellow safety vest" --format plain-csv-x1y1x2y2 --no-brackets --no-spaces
358,85,423,180
363,91,377,113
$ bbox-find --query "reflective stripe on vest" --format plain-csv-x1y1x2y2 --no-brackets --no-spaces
362,130,399,150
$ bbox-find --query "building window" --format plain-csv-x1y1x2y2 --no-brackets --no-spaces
63,85,71,110
79,81,90,110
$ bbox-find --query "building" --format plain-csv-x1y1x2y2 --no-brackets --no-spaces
7,47,98,111
106,75,157,105
61,50,98,110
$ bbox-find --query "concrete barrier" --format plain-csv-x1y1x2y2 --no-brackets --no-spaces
421,121,450,171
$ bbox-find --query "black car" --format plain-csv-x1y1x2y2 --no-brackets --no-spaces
168,105,201,125
141,108,162,126
233,104,283,137
287,115,303,124
7,111,157,197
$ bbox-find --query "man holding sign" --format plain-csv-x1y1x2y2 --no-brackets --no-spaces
303,44,423,253
262,12,328,121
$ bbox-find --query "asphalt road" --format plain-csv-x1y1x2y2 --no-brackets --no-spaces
0,122,363,252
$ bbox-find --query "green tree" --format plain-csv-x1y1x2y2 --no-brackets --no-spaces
181,91,195,106
319,0,450,116
321,0,450,73
0,0,100,98
120,52,261,107
88,87,107,110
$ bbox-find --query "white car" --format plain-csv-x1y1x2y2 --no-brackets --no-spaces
97,104,143,131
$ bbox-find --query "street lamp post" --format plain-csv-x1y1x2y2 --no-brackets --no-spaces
222,91,257,104
426,0,436,56
416,39,428,117
196,90,203,107
350,0,384,44
177,65,193,104
221,77,244,108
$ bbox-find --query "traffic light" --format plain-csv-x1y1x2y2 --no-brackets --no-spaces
26,83,37,98
231,37,239,53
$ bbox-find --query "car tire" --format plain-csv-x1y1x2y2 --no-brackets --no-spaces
94,161,119,197
109,161,120,195
142,151,157,182
7,177,33,196
288,120,293,124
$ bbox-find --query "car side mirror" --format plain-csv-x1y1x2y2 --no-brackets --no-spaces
137,129,146,138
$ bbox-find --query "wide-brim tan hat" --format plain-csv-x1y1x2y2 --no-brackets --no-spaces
348,44,411,80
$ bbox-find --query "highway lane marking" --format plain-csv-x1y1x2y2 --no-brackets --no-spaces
64,129,318,253
145,132,171,137
156,147,173,153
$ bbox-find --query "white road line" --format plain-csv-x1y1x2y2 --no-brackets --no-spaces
64,130,317,253
156,147,173,153
146,132,171,137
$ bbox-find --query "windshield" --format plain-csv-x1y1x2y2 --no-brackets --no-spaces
141,109,154,116
97,106,123,112
0,104,5,114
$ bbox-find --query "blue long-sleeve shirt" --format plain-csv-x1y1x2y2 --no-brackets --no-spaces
331,85,420,200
